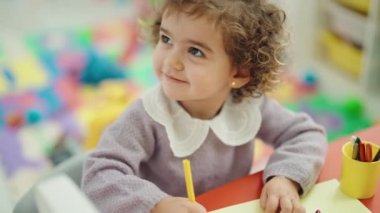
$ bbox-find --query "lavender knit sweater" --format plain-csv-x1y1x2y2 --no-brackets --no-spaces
81,90,328,213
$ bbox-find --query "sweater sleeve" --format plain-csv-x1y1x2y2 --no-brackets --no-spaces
81,101,169,213
257,96,328,195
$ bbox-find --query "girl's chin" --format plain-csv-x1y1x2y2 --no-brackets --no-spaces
162,86,183,101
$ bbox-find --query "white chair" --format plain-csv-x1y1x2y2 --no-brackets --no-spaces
13,153,87,213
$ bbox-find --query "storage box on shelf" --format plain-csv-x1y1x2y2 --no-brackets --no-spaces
336,0,370,14
327,0,367,46
320,30,363,79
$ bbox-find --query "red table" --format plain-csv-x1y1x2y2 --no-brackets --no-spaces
197,125,380,212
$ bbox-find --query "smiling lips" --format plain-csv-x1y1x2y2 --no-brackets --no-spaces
165,73,187,83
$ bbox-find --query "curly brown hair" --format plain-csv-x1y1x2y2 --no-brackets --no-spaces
147,0,288,102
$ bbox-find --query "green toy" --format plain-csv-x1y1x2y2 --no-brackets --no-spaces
286,93,372,142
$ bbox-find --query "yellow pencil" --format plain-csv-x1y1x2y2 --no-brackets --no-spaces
182,159,195,202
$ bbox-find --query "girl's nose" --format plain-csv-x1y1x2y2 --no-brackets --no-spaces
172,61,184,71
166,53,184,71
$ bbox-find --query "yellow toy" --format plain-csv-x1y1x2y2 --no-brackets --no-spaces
76,80,139,150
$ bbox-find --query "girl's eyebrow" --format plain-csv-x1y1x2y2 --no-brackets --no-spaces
160,27,172,36
160,27,214,54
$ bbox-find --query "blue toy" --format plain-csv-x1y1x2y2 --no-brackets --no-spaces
25,108,43,124
79,48,127,85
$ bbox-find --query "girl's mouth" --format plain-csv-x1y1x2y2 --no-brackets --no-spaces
164,74,187,83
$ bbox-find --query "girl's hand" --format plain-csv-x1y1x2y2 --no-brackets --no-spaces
260,176,305,213
151,197,207,213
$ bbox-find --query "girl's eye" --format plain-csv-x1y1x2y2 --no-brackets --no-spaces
161,35,171,44
189,47,204,57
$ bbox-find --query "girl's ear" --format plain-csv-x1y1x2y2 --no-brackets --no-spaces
231,66,251,88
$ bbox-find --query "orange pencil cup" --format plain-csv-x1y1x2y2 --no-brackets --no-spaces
340,141,380,199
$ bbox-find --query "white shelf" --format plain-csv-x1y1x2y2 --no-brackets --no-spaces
277,0,380,119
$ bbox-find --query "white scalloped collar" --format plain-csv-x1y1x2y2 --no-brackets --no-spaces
142,85,262,157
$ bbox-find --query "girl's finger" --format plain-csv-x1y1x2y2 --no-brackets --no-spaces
291,200,305,213
264,195,279,213
260,188,268,209
279,197,292,213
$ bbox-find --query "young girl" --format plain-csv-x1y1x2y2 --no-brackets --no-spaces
81,0,328,212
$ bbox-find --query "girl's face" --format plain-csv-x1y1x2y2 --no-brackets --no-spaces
153,10,238,107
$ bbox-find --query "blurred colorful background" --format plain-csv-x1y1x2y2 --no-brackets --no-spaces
1,0,379,211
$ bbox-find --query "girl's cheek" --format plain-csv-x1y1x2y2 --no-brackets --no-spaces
152,51,162,78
